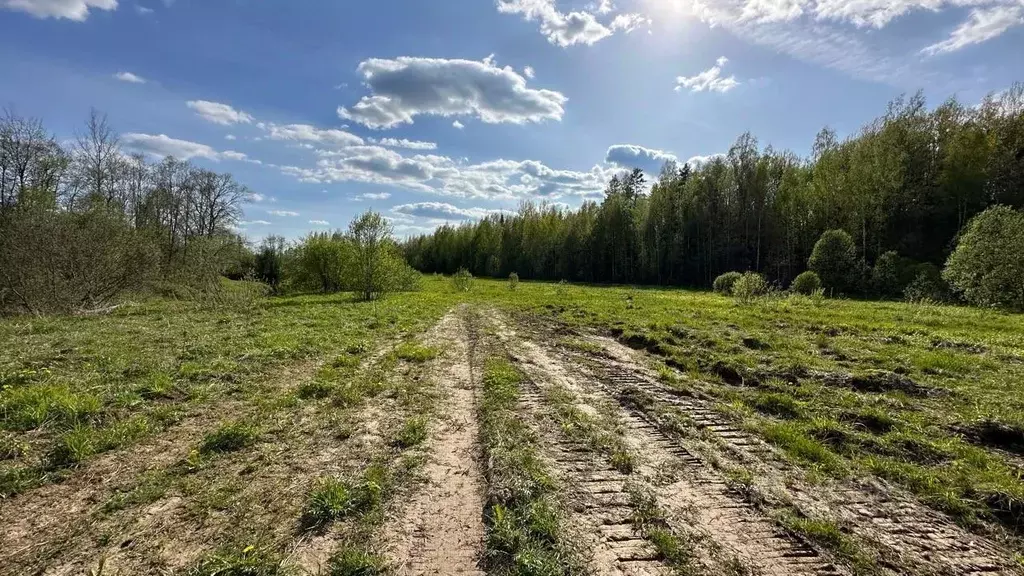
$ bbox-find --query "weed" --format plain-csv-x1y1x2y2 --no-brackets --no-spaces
392,416,428,448
394,343,438,363
304,475,383,527
327,548,386,575
200,422,259,454
188,544,286,576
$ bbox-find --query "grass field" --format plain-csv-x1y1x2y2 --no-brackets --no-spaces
2,277,1023,575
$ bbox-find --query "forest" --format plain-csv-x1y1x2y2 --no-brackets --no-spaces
403,85,1024,302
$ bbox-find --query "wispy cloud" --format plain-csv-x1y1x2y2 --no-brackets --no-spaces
267,210,299,217
114,71,146,84
187,100,254,125
675,56,740,93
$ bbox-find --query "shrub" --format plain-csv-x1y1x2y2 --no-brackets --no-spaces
943,206,1024,311
904,263,949,303
808,229,858,294
289,232,350,294
733,272,768,303
713,272,742,295
790,271,822,295
872,251,909,298
452,268,473,292
508,272,520,291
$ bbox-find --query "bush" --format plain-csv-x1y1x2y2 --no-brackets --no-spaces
943,206,1024,311
289,232,350,293
452,268,473,292
508,272,520,291
790,271,822,295
808,229,858,294
733,272,768,303
713,272,742,295
0,204,161,314
904,263,949,303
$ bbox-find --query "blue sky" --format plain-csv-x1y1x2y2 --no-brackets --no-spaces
0,0,1021,239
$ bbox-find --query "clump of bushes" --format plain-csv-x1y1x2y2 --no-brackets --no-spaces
452,268,474,292
904,263,949,303
733,272,768,303
713,272,742,295
508,272,520,291
943,205,1024,311
808,229,859,294
790,271,822,295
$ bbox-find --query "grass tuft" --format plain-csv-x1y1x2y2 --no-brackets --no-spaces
200,422,259,454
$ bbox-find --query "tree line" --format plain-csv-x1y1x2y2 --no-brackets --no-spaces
0,109,252,314
402,85,1024,306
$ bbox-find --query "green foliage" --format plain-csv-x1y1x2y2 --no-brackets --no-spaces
790,271,822,295
452,268,474,292
392,416,428,448
508,272,520,291
289,231,351,294
733,272,768,303
327,549,386,576
904,263,948,303
188,544,285,576
808,229,858,294
872,251,909,298
254,236,286,292
713,272,742,295
944,206,1024,311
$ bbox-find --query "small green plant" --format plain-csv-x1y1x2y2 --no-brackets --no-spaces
714,271,742,295
452,268,474,292
790,271,822,295
393,417,428,448
810,287,826,306
305,475,383,527
394,343,438,363
188,544,284,576
327,548,387,575
200,422,259,454
508,272,520,291
733,272,768,304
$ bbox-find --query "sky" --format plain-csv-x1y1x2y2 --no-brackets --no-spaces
0,0,1021,239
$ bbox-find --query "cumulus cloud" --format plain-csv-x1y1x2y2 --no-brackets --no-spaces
523,66,536,78
675,56,740,93
264,123,364,147
373,138,438,151
268,210,299,217
453,120,465,130
225,134,237,141
1,0,117,20
356,192,391,200
392,202,509,221
309,220,330,226
496,0,646,46
187,100,254,126
606,144,678,173
244,193,265,203
114,71,146,84
337,56,567,129
686,153,726,167
122,133,221,161
922,4,1024,55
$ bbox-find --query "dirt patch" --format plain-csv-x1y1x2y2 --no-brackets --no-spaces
818,370,940,397
957,420,1024,456
384,308,486,575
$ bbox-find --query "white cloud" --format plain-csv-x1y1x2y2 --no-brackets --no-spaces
358,192,391,200
220,150,262,165
225,134,237,141
453,120,465,130
309,220,330,226
605,144,677,173
922,4,1024,55
497,0,647,46
338,56,567,129
1,0,117,20
265,123,364,147
675,56,740,93
686,153,726,167
186,100,254,126
523,66,535,79
114,71,146,84
244,193,265,203
122,133,221,161
373,138,438,151
135,5,152,14
268,210,299,217
242,220,272,226
392,202,509,221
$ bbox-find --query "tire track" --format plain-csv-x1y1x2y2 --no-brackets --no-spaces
489,309,842,576
385,308,486,575
568,334,1019,576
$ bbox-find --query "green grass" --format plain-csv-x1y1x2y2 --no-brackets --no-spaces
393,343,439,363
457,278,1024,535
304,472,384,528
187,544,288,576
200,421,259,454
480,357,580,576
392,416,428,448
